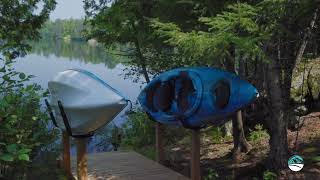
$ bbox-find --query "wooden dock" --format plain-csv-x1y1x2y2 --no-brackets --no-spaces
71,151,189,180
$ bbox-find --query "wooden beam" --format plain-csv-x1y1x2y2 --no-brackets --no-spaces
62,131,72,178
156,122,165,164
77,138,88,180
191,129,200,180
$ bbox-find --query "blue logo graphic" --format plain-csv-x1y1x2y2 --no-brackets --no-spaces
288,155,304,172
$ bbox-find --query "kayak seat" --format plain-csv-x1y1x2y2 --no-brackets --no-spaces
145,81,161,112
154,81,175,112
214,80,230,109
176,71,195,113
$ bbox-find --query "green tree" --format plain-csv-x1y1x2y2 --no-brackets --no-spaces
151,0,320,170
83,0,320,171
0,0,57,178
0,0,56,60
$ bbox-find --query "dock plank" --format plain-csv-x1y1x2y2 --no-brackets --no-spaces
71,151,189,180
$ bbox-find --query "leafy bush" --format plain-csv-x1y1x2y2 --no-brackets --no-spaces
249,124,269,145
263,170,277,180
0,61,57,179
120,111,156,159
204,168,219,180
203,126,228,144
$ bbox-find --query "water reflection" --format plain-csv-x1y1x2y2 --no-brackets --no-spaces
29,39,121,69
15,39,142,153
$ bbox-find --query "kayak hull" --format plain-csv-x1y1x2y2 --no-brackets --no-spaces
48,69,127,135
138,67,258,129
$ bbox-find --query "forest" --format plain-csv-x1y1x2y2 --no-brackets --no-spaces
40,19,86,40
0,0,320,179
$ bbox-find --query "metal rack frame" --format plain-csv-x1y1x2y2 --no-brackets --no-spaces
45,99,94,138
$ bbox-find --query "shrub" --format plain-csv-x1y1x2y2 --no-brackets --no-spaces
203,126,227,144
120,111,156,159
249,124,269,146
263,170,277,180
0,61,58,179
204,168,219,180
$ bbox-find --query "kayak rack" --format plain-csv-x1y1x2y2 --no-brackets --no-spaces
45,99,94,138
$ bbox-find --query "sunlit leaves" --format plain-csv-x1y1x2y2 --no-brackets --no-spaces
0,154,14,162
151,2,269,65
0,0,56,60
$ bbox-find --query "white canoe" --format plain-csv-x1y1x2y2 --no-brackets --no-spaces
48,69,128,136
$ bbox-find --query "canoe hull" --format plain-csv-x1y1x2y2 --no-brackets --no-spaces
48,69,127,135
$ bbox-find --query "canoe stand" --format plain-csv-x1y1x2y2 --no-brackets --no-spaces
46,99,199,180
155,122,200,180
45,99,91,180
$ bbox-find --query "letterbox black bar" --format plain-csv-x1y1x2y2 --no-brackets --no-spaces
45,99,59,128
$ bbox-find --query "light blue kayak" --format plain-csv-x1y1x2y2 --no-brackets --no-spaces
138,67,259,129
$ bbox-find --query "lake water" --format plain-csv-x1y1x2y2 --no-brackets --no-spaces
14,40,144,153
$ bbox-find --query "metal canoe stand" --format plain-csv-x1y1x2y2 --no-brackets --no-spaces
45,99,72,178
46,99,93,180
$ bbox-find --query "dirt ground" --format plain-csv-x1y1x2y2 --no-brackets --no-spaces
164,112,320,180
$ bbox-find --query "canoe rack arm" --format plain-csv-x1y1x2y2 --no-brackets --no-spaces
57,101,74,137
57,101,94,138
45,99,59,128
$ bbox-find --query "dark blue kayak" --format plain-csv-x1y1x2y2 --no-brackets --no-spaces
138,67,259,129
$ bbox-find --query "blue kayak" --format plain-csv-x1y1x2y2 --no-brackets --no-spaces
138,67,259,129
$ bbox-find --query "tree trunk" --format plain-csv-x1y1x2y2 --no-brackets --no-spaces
265,58,289,170
226,48,251,159
134,39,150,83
232,111,252,160
294,7,319,70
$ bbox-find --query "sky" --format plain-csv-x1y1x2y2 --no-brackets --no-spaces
50,0,85,20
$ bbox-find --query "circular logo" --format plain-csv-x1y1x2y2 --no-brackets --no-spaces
288,155,304,172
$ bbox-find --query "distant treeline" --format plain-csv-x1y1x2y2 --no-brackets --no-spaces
40,19,86,40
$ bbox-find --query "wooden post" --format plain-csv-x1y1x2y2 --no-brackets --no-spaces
156,122,165,164
62,131,72,178
76,138,88,180
191,129,200,180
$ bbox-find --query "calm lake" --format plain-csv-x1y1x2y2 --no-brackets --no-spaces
15,39,144,153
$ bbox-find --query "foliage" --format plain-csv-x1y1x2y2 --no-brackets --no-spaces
83,0,206,81
0,0,58,178
40,19,86,39
0,0,56,60
0,61,58,178
84,0,320,170
249,124,269,146
311,156,320,162
204,168,219,180
120,111,156,159
263,170,277,180
203,127,225,144
151,2,268,66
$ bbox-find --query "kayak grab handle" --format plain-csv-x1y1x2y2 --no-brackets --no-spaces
45,99,59,128
57,101,94,138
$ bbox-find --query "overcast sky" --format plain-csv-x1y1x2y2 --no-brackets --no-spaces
50,0,85,20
